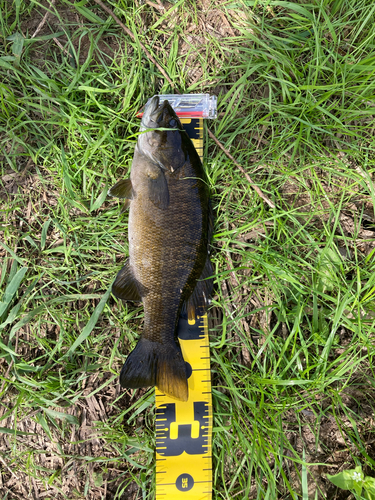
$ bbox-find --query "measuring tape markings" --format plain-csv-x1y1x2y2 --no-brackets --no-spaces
155,315,212,498
180,118,204,159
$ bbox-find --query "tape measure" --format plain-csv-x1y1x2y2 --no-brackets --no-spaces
179,117,204,159
154,105,214,499
155,313,212,498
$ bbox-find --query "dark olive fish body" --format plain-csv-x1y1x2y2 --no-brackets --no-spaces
109,97,212,401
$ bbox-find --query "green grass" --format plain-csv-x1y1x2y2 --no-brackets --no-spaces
1,0,375,498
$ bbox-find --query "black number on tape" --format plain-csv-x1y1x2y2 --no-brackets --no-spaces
156,402,209,456
176,473,194,492
177,315,205,341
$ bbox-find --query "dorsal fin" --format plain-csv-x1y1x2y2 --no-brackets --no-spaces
182,256,213,322
182,201,214,320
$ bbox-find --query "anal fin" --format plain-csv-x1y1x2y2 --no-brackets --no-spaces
112,259,146,301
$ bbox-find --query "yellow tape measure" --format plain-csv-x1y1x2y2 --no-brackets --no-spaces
180,117,204,159
155,117,212,500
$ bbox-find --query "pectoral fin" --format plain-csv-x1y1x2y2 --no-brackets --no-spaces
112,259,147,301
108,179,133,199
147,169,169,209
120,199,131,213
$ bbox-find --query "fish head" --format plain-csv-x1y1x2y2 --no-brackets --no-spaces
138,96,187,171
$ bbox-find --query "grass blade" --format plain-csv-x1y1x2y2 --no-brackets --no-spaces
66,284,112,356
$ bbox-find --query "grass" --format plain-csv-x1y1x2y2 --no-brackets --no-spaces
1,0,375,498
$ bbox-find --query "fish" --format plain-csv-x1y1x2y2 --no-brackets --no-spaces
109,96,213,402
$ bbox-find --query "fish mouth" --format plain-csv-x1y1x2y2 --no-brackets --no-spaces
141,96,179,129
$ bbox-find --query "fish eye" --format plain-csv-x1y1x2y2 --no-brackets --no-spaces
169,118,177,127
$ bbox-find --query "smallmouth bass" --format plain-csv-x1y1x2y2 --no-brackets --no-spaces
109,96,212,401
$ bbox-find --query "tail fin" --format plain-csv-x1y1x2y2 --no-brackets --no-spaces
119,338,188,401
